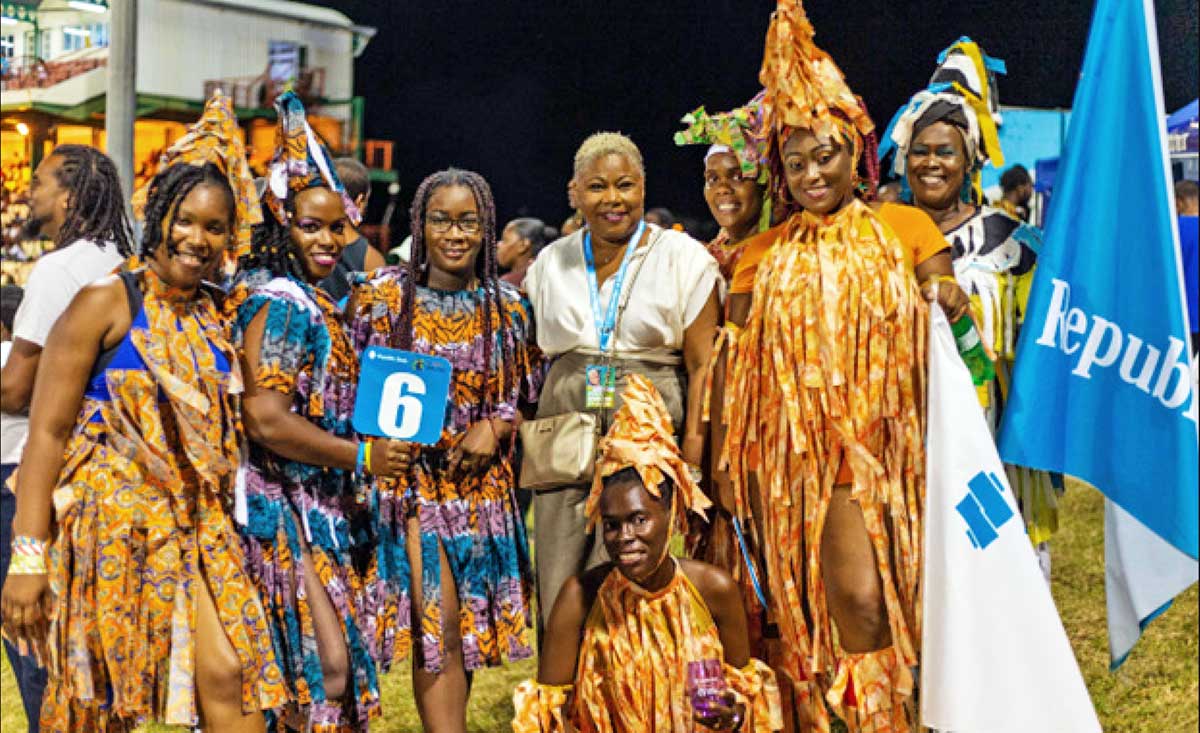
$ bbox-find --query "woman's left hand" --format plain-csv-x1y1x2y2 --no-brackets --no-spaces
921,275,971,322
448,419,501,478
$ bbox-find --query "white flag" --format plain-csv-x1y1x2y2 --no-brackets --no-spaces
922,305,1100,732
1105,499,1198,667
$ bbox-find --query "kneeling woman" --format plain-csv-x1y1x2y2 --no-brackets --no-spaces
1,95,287,732
349,168,542,732
514,375,780,733
231,91,407,732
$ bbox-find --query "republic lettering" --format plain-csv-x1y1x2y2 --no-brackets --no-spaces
1034,278,1196,422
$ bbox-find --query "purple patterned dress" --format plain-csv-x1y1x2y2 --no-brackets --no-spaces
349,267,543,674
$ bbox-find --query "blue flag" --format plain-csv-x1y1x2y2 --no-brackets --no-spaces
999,0,1199,668
999,0,1198,560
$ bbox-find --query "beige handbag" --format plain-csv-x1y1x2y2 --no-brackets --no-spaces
517,411,601,491
518,229,656,491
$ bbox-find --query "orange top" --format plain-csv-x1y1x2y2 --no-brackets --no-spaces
729,202,947,295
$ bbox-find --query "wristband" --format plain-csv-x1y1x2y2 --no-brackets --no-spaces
364,441,374,474
9,536,47,576
356,441,368,475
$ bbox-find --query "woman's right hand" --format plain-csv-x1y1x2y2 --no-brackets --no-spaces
1,572,52,666
370,439,415,478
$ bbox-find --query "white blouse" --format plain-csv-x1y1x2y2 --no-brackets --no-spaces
525,224,720,363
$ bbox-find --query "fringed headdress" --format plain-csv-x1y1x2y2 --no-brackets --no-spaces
879,37,1007,203
585,375,712,532
263,90,361,226
758,0,879,200
131,90,261,262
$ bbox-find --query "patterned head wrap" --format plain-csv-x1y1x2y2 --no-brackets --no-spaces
585,375,712,532
131,90,261,260
675,91,775,231
263,90,361,227
879,37,1007,203
675,91,770,180
758,0,878,199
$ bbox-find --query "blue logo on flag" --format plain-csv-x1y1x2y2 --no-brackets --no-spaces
352,346,452,445
956,471,1015,550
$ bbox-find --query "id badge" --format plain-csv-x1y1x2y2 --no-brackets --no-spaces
584,364,617,409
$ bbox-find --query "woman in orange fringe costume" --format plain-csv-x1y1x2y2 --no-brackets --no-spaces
715,2,968,731
512,375,781,732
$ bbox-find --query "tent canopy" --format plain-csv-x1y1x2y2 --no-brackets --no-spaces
1167,99,1198,133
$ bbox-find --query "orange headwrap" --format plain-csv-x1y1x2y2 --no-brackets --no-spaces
585,375,712,532
131,90,261,262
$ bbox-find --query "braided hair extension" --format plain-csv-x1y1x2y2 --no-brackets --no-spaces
400,168,517,417
238,197,306,280
140,162,235,259
48,144,134,256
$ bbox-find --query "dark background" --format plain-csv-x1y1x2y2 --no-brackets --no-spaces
316,0,1199,239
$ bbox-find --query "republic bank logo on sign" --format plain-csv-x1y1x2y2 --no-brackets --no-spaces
1035,278,1197,424
957,471,1015,550
353,347,452,445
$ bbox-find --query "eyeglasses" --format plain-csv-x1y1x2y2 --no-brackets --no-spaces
427,213,482,235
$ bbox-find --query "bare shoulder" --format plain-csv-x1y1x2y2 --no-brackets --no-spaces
547,564,612,634
70,274,128,318
678,558,739,609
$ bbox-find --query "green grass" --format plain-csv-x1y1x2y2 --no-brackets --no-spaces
4,485,1196,731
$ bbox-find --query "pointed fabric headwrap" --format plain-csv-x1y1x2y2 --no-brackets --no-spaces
585,375,712,533
131,90,261,262
878,36,1007,203
757,0,878,205
758,0,874,146
263,90,361,227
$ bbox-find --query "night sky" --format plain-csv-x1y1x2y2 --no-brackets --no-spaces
316,0,1199,237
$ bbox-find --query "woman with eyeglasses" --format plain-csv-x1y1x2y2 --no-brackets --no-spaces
522,132,721,639
348,168,543,733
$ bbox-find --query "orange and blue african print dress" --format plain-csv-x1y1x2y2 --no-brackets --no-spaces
349,267,543,674
231,270,380,732
41,269,287,732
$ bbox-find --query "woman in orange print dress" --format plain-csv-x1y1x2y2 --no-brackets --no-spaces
0,94,287,733
348,168,542,733
512,375,780,733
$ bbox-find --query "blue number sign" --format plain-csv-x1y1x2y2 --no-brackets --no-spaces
352,346,452,445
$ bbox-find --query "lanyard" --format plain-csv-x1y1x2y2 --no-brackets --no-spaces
583,220,646,353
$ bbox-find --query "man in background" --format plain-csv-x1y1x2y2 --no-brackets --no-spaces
999,164,1035,221
319,157,385,303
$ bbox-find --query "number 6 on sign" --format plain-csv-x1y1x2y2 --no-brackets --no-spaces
353,346,452,445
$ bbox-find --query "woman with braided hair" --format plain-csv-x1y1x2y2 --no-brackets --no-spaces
348,167,543,733
1,95,287,732
228,91,408,733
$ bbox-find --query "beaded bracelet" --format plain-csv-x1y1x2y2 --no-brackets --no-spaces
9,535,47,576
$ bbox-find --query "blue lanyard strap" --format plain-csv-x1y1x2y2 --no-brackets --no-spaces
582,220,646,353
732,516,769,608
